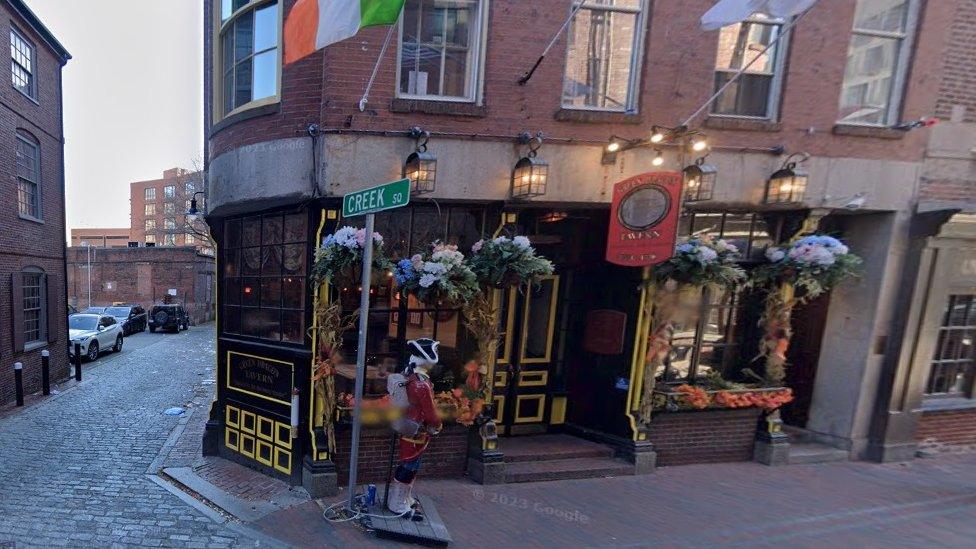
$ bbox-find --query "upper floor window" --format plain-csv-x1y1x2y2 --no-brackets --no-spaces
163,185,176,198
145,219,156,231
837,0,919,126
145,187,156,201
711,14,789,120
164,218,176,230
10,29,36,100
218,0,280,117
397,0,488,102
16,131,40,220
164,202,175,214
925,294,976,399
164,234,177,246
185,233,196,245
185,181,196,193
145,203,155,216
562,0,647,112
145,234,156,244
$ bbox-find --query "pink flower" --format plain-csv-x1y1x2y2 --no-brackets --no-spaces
471,239,484,253
354,229,367,247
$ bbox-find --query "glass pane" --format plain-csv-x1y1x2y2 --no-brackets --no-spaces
949,296,972,326
224,277,241,305
241,278,259,306
523,279,556,360
224,219,241,248
252,50,277,101
262,245,282,275
446,207,482,251
853,0,908,33
223,248,240,277
282,244,306,275
221,0,233,21
282,276,304,309
838,35,899,125
262,214,282,244
233,11,254,61
260,277,282,308
720,214,753,253
223,305,241,334
253,3,279,51
715,22,779,73
242,247,261,275
283,212,306,243
582,0,642,8
562,9,638,109
410,208,444,254
282,311,304,343
690,213,723,237
234,57,253,109
712,72,772,117
242,216,261,245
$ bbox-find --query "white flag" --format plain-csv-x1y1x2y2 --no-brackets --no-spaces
700,0,819,30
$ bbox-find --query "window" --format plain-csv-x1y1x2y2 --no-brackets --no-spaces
144,203,156,216
222,211,307,342
164,218,176,230
164,234,177,246
925,295,976,398
397,0,488,102
164,202,175,214
145,187,156,201
16,131,40,219
163,185,176,198
562,0,647,111
186,181,196,193
711,14,788,119
838,0,919,125
145,234,156,244
218,0,280,117
145,219,156,231
22,268,46,345
186,233,196,245
10,29,36,99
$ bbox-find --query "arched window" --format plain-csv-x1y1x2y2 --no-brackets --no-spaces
216,0,280,119
16,130,40,220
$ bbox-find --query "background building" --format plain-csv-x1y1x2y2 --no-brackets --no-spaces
0,0,70,406
130,167,212,253
69,227,132,248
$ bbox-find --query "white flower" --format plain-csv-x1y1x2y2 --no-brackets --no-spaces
513,236,531,249
698,247,718,263
422,262,448,275
805,246,836,266
411,254,423,270
829,243,849,256
419,274,437,288
766,247,786,262
471,239,484,253
492,236,510,245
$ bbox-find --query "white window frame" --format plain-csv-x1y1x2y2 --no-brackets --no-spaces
709,14,790,121
145,234,156,244
145,187,156,201
145,203,155,216
145,219,156,231
164,217,176,230
15,131,41,221
163,185,176,198
837,0,920,127
22,267,46,347
560,0,649,113
214,0,283,123
395,0,490,104
10,28,36,101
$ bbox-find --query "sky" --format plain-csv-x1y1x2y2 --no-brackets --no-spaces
25,0,203,233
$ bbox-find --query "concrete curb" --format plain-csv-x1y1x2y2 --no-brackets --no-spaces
161,465,312,522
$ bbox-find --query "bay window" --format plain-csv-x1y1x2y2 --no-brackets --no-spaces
397,0,487,102
711,14,788,119
837,0,919,126
562,0,648,112
217,0,280,118
925,295,976,398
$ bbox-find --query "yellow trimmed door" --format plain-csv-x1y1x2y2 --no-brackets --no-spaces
496,275,561,435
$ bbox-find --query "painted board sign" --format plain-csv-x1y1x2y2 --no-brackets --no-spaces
582,309,628,355
226,351,295,405
606,172,682,267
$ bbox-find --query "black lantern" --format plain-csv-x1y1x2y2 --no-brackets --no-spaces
511,132,548,199
765,153,810,204
682,157,716,202
403,127,436,195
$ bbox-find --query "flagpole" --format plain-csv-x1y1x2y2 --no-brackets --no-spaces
518,1,586,85
679,3,817,128
359,22,399,112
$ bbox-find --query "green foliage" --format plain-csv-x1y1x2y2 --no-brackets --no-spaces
651,235,746,288
467,235,554,289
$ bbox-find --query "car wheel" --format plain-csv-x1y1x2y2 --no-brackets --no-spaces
86,341,99,362
114,335,124,352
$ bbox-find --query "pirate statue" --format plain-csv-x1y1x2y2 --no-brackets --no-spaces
386,338,443,515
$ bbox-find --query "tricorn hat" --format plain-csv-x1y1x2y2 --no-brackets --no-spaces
407,338,439,365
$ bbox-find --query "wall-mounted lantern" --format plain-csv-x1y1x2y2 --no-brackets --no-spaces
682,157,716,202
403,126,436,195
765,152,810,205
511,132,548,199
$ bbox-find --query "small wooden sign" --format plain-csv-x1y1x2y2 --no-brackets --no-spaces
583,309,628,355
227,352,294,405
606,172,682,267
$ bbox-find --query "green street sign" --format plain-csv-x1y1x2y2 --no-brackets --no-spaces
342,178,411,218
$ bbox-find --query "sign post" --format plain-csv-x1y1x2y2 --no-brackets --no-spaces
342,179,410,512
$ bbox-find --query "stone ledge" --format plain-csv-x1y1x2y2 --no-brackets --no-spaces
705,116,783,132
554,108,643,124
390,98,488,117
832,124,905,139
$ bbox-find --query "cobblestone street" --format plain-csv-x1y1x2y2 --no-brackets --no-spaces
0,327,265,548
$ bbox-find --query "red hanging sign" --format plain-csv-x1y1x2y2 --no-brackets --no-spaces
606,172,681,267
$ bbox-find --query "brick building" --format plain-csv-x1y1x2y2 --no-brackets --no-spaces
0,0,70,407
69,227,132,248
130,167,211,252
66,246,216,324
200,0,970,493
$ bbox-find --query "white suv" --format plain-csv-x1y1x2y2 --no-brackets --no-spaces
68,313,124,362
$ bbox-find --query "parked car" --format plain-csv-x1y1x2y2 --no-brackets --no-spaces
67,304,79,316
105,305,147,335
149,303,189,333
83,306,106,314
68,313,124,362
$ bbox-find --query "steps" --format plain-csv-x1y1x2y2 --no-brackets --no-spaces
500,434,635,483
783,425,850,464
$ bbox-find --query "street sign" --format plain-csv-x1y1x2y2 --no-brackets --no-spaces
342,178,410,218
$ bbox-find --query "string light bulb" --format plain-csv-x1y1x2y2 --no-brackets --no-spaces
650,129,666,143
691,136,708,152
652,150,664,166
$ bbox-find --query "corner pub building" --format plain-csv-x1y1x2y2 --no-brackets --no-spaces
202,0,967,495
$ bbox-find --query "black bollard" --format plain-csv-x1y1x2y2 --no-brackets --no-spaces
14,362,24,406
41,350,50,395
74,343,82,381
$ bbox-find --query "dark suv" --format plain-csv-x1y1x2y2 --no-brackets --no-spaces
149,304,189,333
105,305,147,336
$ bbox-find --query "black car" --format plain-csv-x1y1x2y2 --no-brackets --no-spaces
105,305,148,336
149,304,189,333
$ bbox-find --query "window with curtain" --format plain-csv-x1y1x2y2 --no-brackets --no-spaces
11,28,36,99
711,14,788,119
837,0,918,125
22,268,46,345
222,211,307,343
398,0,486,102
562,0,647,111
218,0,280,117
926,295,976,398
16,131,40,219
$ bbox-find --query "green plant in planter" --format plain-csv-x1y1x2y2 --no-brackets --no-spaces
393,242,479,309
467,235,554,289
311,226,391,288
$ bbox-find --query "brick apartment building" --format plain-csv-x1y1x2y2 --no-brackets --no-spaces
200,0,972,493
130,167,211,251
0,0,70,406
69,227,132,248
66,246,216,324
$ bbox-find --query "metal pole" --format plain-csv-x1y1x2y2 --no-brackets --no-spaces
41,350,50,395
358,23,398,112
74,343,82,381
518,2,586,85
347,213,375,511
14,362,24,406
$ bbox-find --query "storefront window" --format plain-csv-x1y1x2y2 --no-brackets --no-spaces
925,294,976,398
222,211,307,343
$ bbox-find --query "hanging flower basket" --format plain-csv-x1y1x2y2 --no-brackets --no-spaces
467,235,554,290
650,235,746,288
311,226,391,289
393,243,479,309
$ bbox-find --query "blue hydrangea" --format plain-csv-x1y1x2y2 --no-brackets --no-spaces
394,259,416,286
676,243,695,254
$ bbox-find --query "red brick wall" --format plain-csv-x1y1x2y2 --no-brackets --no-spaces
649,408,761,466
0,3,69,406
130,168,206,249
206,0,952,163
935,0,976,122
333,424,469,484
916,408,976,449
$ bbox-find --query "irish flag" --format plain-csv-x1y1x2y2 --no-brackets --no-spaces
284,0,405,64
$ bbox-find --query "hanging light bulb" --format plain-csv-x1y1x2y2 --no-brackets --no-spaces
691,136,708,152
607,139,622,153
652,149,664,166
650,127,666,143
